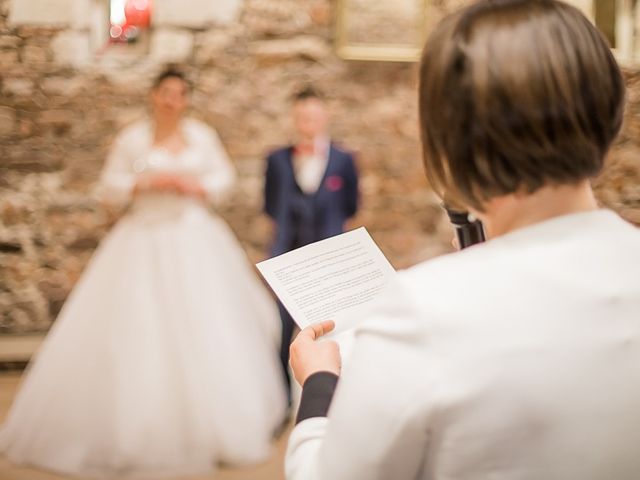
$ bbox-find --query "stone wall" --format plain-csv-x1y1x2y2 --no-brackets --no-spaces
1,0,638,333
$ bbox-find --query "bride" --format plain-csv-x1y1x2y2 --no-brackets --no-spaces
0,67,287,478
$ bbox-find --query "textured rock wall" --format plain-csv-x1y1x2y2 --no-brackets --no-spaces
1,0,638,333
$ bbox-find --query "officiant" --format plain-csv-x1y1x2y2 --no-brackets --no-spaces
285,1,640,479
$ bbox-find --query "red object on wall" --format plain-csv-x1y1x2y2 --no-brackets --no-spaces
124,0,152,28
110,0,152,43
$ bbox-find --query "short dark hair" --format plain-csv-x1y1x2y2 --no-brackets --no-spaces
418,0,625,211
153,66,191,90
293,86,324,102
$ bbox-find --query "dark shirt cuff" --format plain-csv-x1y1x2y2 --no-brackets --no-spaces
295,371,339,425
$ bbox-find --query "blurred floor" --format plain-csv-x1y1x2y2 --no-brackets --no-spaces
0,367,289,480
0,335,43,363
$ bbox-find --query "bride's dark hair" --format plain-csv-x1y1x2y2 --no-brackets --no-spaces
152,65,191,91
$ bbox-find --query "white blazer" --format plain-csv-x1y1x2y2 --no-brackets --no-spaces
286,209,640,480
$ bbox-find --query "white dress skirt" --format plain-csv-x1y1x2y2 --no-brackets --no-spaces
0,119,287,478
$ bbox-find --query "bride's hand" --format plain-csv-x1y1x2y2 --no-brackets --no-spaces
134,175,206,199
134,174,179,195
173,177,206,200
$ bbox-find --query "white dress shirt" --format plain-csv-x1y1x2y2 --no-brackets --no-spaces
292,138,330,194
286,209,640,480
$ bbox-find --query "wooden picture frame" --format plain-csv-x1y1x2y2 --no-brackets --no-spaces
335,0,429,62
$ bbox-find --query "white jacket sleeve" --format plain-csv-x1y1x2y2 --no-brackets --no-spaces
97,129,139,206
199,128,237,205
285,277,431,480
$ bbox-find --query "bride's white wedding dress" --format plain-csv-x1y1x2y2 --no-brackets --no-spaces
0,119,287,478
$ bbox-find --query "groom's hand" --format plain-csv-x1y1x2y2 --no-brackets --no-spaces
290,320,341,386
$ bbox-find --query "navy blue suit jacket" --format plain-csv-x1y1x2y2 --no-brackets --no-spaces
264,144,359,256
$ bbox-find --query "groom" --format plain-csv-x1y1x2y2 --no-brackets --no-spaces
263,86,359,394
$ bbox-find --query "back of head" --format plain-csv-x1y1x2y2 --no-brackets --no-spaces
419,0,625,211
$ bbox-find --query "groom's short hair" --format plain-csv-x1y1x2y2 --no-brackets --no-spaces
293,86,324,103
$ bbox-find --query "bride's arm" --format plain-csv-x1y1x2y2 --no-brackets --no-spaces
97,129,139,206
98,125,185,203
197,127,237,205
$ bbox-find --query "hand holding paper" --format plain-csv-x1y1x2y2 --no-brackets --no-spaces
290,320,341,386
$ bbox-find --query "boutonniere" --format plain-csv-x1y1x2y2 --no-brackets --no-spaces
324,175,344,192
